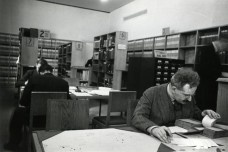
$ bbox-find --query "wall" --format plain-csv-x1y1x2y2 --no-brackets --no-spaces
0,0,110,65
0,0,110,40
110,0,228,40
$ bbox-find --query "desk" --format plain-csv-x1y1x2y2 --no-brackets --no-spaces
69,86,110,116
32,127,228,152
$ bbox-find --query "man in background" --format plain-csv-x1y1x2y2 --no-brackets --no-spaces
4,64,70,150
15,58,48,87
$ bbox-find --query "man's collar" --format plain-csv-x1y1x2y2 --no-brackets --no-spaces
167,83,175,102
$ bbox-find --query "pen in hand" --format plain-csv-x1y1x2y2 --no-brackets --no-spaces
152,126,173,143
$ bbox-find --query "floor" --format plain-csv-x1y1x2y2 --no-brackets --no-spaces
0,86,107,152
0,87,24,152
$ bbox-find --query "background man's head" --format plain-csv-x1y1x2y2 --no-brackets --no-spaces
39,64,53,75
36,58,48,72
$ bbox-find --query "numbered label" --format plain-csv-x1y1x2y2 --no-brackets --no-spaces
26,37,34,47
38,30,50,39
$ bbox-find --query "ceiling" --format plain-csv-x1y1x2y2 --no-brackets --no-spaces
37,0,135,13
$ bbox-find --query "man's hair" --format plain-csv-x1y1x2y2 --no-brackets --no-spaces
39,64,53,73
37,58,48,66
170,68,200,90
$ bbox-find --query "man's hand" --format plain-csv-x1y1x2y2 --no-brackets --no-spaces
202,110,221,119
151,126,172,143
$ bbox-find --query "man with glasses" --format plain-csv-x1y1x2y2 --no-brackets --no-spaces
132,68,220,143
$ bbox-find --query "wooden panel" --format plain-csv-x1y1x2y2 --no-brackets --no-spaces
46,99,89,130
216,82,228,123
30,92,67,116
108,91,136,112
114,49,127,70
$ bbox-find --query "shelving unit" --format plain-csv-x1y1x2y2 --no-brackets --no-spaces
0,33,19,87
0,30,83,86
58,43,72,77
57,41,84,78
91,31,128,90
127,24,228,69
127,24,228,110
71,66,90,86
127,57,184,98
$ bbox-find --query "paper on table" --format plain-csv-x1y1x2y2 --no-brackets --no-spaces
42,129,161,152
171,137,218,149
168,126,188,133
69,90,92,96
98,87,112,91
69,86,76,90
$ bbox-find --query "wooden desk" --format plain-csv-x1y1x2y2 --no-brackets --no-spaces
69,86,110,116
32,127,228,152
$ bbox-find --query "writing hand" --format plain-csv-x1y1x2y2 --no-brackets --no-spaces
202,110,221,119
151,126,172,143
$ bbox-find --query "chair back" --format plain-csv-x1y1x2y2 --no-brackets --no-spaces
63,78,79,86
30,91,67,130
28,92,67,152
108,91,137,113
127,99,139,126
46,99,89,130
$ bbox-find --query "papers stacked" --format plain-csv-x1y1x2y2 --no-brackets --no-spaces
89,90,110,96
171,138,218,149
69,89,92,96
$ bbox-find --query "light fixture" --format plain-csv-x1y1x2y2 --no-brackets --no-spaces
101,0,108,2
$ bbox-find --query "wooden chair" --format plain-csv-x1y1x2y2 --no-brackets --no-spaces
63,78,79,86
126,99,139,126
46,99,89,130
29,91,67,152
92,91,136,128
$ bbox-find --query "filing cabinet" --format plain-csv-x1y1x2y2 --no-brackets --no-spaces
127,57,184,99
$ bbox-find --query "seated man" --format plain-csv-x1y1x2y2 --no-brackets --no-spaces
15,58,48,87
132,68,220,143
4,64,70,150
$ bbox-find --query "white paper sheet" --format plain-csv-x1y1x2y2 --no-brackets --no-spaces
69,90,92,96
169,126,188,133
42,129,161,152
171,137,218,149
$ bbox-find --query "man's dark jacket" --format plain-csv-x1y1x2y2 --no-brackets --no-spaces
20,73,70,107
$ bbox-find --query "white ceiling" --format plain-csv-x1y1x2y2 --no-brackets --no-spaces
37,0,135,13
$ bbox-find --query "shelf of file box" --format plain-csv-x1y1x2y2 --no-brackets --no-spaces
179,31,197,47
143,38,154,50
154,36,166,50
166,34,180,49
0,45,19,57
198,28,219,45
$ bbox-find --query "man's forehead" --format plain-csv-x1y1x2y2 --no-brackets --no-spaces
182,84,197,93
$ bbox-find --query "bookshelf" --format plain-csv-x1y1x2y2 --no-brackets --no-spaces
91,31,128,90
127,24,228,69
0,33,19,87
58,43,72,77
71,66,90,86
57,41,84,78
0,30,83,86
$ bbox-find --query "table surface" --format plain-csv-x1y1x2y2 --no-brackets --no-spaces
32,127,228,152
69,86,110,99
